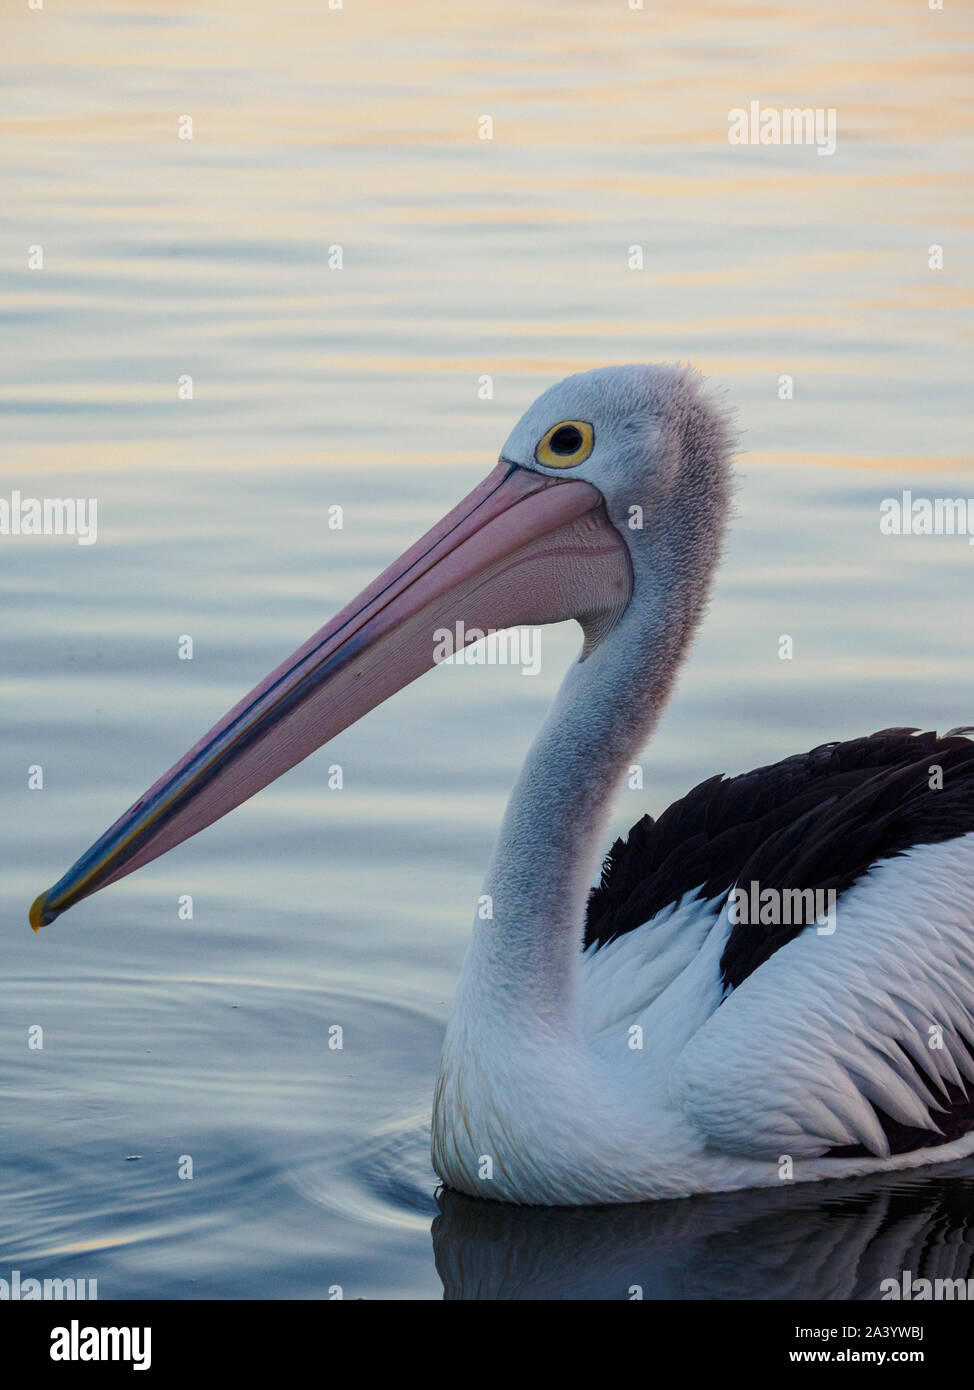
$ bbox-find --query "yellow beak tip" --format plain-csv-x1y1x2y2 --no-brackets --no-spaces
29,892,51,933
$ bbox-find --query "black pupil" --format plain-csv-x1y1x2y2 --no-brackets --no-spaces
550,425,583,455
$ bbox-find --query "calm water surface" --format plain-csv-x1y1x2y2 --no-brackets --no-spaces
2,1,973,1297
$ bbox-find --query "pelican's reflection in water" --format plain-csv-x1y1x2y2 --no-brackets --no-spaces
432,1163,974,1300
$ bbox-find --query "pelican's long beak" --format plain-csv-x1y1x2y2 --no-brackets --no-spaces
31,462,631,930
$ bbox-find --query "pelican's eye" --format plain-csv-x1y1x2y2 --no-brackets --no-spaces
535,420,594,469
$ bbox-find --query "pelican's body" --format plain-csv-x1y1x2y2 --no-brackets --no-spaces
435,782,974,1205
32,365,974,1206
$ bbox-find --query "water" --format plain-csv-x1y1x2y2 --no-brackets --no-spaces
2,1,973,1298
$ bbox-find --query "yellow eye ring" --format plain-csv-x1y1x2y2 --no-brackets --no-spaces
534,420,594,469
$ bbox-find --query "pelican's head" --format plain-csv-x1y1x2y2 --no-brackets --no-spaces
30,364,733,931
501,363,734,598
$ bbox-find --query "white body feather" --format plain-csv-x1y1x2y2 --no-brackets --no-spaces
433,834,974,1204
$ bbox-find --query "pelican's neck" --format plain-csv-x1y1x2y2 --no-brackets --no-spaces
455,587,688,1030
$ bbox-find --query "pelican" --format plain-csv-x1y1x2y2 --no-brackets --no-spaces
30,364,974,1206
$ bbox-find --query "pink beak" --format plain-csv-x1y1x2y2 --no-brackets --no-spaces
30,461,631,930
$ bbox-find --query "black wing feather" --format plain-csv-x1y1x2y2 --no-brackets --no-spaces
585,727,974,1161
585,727,974,992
